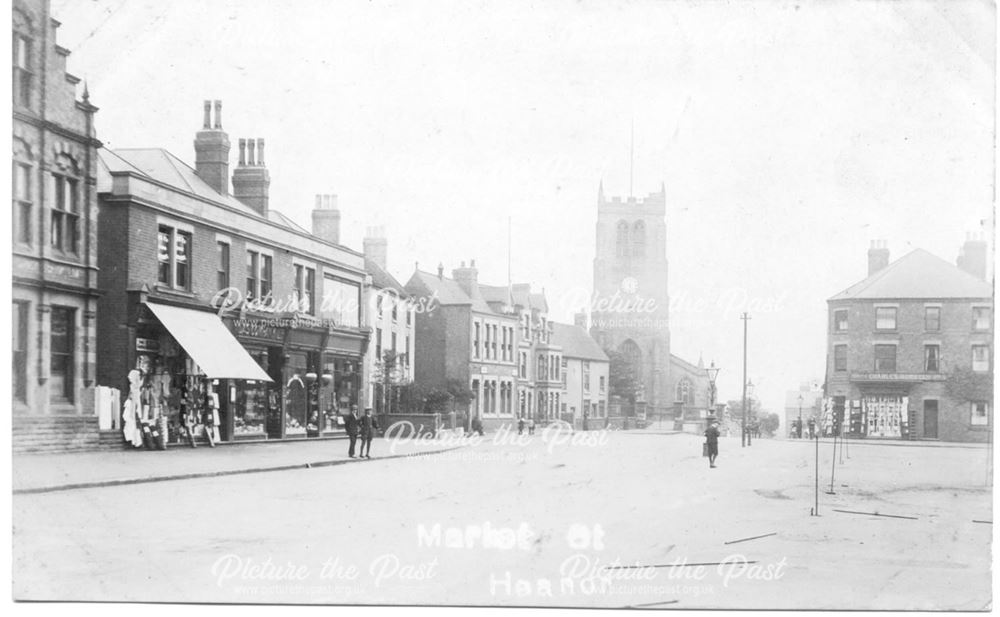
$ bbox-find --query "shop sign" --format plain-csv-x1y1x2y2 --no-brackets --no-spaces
850,372,946,382
233,318,277,339
136,337,160,352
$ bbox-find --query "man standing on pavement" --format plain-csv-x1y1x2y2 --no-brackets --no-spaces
344,405,361,458
704,418,720,468
359,407,378,459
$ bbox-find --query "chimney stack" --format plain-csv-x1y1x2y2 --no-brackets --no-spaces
574,311,588,329
232,136,270,217
437,263,444,279
957,232,988,280
363,226,388,271
194,99,231,195
452,259,479,297
867,239,889,276
311,193,341,245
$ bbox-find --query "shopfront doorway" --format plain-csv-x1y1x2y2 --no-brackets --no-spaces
923,400,939,439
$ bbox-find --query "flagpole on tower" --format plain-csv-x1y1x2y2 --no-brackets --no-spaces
629,118,635,199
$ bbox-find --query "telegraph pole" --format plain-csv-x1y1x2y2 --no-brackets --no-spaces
741,312,751,448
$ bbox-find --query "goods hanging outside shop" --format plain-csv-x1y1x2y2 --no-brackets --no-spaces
119,302,273,449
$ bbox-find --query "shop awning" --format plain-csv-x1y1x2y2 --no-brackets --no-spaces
145,302,272,382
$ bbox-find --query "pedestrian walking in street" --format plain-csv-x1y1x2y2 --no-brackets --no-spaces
528,416,536,435
704,418,720,468
359,407,378,459
518,415,525,435
345,405,360,458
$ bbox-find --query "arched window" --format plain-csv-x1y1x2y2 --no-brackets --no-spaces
618,339,643,388
13,10,34,108
675,378,694,404
616,220,630,257
632,220,646,257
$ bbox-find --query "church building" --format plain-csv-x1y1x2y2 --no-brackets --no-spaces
590,183,712,427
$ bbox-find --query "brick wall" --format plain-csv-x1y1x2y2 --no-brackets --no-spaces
826,298,993,442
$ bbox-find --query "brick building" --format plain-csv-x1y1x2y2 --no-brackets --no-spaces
405,262,521,430
480,282,566,424
96,101,369,445
12,0,102,451
552,320,609,429
361,226,415,415
824,241,993,442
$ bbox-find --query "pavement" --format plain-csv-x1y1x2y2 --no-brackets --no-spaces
12,435,462,494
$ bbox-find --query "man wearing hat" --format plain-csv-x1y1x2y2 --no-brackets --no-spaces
359,407,379,459
344,405,361,458
704,417,721,468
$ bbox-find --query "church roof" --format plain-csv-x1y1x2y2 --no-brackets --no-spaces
551,323,608,361
829,249,992,301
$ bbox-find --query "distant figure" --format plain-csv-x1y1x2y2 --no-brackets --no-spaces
796,418,803,439
471,415,484,436
345,405,361,457
528,416,536,435
518,415,525,435
704,418,720,468
359,408,378,459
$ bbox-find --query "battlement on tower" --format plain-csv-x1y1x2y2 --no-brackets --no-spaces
598,185,666,216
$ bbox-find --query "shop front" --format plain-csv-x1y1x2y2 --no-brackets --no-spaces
128,302,273,448
826,372,947,440
226,313,366,441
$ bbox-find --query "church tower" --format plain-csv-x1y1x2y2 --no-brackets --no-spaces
591,182,672,416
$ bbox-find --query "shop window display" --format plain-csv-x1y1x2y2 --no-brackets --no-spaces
235,381,268,437
861,395,908,438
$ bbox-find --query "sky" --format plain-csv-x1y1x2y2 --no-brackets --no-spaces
47,0,995,415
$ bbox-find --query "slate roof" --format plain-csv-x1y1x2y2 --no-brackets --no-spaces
829,249,992,301
479,283,515,312
366,259,407,295
98,148,307,234
551,322,608,362
405,270,513,314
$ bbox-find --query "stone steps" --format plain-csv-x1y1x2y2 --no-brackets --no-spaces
12,416,103,454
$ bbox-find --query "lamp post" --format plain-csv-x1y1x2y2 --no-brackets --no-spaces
706,360,720,423
798,393,804,439
746,380,755,446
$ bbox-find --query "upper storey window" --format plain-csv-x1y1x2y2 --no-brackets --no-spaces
13,11,33,109
616,221,629,257
632,221,646,258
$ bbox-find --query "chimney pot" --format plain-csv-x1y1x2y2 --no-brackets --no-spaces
214,100,222,129
238,138,246,165
257,138,265,166
247,138,255,166
315,194,323,209
437,263,444,278
203,100,212,129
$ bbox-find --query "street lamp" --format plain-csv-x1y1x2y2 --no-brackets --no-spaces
797,393,804,439
746,380,755,446
706,360,720,421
